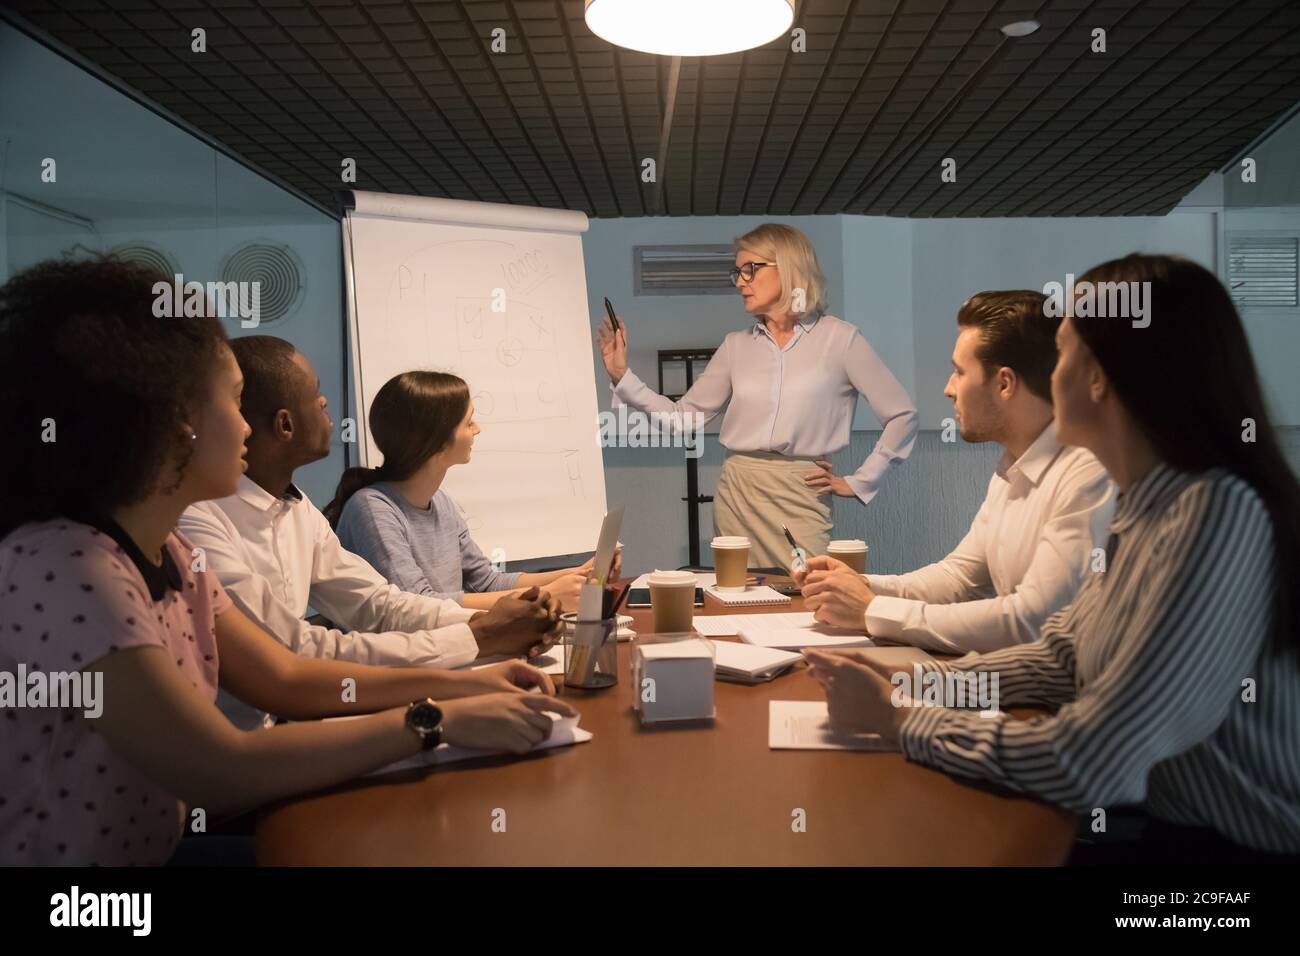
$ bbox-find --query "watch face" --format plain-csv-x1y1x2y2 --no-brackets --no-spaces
409,700,443,733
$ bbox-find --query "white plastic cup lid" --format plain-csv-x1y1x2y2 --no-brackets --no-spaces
710,536,751,549
646,569,697,587
828,539,868,551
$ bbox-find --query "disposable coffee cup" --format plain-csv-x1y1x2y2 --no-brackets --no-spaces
827,539,868,573
647,569,697,634
711,536,750,591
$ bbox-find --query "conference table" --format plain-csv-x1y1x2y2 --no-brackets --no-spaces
256,583,1077,865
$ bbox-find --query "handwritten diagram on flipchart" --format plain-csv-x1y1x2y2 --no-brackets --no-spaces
347,218,607,561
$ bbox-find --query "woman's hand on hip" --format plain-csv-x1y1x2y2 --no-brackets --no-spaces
595,314,629,384
804,458,854,497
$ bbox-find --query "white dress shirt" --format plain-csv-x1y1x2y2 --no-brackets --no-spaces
612,312,918,504
179,477,479,728
864,421,1115,654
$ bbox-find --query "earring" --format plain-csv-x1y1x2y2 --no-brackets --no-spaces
190,433,197,440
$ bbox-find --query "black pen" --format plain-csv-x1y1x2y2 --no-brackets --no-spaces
781,524,799,551
608,584,631,619
781,524,808,573
603,296,622,341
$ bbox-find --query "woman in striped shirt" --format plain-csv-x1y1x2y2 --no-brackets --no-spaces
807,254,1300,861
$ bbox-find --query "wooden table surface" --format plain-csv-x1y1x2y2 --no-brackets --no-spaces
256,585,1076,865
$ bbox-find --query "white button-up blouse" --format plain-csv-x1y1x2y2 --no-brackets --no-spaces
612,312,918,504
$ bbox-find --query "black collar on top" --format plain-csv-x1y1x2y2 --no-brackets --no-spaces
70,512,184,602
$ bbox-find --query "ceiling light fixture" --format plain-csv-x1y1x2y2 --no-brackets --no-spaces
584,0,795,57
999,20,1041,38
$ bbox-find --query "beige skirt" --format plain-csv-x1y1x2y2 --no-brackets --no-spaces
713,451,832,570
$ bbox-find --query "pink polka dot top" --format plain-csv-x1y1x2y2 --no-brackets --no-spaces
0,518,230,865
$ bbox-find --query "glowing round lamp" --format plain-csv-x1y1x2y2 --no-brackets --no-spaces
999,20,1041,38
584,0,796,57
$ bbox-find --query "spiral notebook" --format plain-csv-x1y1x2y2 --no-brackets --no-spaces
704,585,792,607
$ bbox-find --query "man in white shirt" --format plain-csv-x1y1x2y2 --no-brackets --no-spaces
797,290,1115,654
180,336,559,728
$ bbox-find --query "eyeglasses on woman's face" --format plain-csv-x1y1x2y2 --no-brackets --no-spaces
729,261,774,285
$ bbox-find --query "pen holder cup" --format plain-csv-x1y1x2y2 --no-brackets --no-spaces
561,613,618,690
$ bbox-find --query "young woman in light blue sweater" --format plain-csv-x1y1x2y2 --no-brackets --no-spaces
325,372,602,611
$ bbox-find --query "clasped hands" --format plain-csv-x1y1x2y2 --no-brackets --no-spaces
793,554,877,629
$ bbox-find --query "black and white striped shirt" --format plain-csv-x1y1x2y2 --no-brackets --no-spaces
899,463,1300,853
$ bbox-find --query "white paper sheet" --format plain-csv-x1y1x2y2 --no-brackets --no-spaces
591,506,624,584
530,649,566,675
345,193,605,560
365,713,591,776
768,701,895,751
691,615,741,636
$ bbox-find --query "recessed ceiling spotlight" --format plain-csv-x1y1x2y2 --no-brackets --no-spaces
585,0,795,57
1000,20,1041,38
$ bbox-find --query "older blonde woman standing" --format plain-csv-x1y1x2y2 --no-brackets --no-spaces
596,223,918,568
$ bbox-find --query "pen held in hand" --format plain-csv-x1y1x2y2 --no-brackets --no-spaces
781,523,808,575
603,296,622,341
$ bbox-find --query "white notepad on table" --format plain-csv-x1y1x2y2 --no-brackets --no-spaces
735,612,874,650
710,640,802,683
705,585,791,607
529,648,565,676
769,701,895,751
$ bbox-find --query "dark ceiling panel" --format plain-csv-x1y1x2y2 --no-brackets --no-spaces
3,0,1298,217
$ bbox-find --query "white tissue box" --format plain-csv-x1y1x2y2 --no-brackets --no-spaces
632,638,716,723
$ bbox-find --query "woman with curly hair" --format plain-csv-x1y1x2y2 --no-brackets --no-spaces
0,256,573,866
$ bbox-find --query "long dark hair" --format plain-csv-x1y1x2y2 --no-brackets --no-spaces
0,255,228,539
1072,254,1300,654
323,371,470,527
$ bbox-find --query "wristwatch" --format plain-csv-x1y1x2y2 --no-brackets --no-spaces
405,698,444,751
